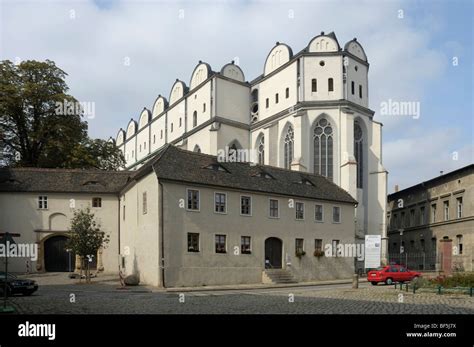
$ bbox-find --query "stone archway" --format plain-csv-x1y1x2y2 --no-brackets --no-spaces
44,235,75,272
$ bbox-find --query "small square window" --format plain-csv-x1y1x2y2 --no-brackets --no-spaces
92,197,102,208
38,196,48,209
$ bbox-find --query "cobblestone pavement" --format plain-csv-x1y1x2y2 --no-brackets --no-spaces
7,276,474,314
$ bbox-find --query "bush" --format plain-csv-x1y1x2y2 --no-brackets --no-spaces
418,273,474,288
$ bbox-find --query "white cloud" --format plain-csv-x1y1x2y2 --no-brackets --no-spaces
384,128,473,192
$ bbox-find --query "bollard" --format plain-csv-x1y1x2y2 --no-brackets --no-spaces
470,287,473,297
352,274,359,289
438,285,442,295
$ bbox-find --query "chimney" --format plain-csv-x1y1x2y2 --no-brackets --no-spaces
394,185,399,192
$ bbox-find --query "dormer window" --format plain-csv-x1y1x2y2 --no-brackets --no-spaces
298,178,314,186
83,181,104,187
253,171,274,179
203,163,228,172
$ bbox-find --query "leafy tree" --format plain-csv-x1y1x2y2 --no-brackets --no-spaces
0,59,125,169
66,208,110,283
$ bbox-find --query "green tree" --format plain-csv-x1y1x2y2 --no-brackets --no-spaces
66,208,110,283
0,59,125,169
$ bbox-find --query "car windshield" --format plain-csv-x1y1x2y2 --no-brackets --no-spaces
374,267,385,271
0,272,17,279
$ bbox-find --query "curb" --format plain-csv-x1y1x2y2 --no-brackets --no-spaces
165,278,368,293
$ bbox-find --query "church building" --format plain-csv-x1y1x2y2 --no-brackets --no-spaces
0,31,387,287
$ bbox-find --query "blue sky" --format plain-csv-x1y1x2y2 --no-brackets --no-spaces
1,0,472,191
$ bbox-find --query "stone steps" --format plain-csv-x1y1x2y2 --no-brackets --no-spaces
263,269,297,284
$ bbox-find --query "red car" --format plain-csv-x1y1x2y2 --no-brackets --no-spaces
367,265,421,285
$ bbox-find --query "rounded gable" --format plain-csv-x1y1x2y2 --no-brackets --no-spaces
308,32,340,53
190,61,212,89
220,61,245,82
264,42,293,76
126,119,137,139
116,129,125,146
344,38,367,61
152,95,168,118
169,79,188,104
138,108,151,129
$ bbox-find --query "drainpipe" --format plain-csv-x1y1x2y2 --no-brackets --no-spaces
118,195,121,273
157,177,166,288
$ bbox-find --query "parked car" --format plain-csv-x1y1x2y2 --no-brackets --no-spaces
0,272,38,296
367,265,421,285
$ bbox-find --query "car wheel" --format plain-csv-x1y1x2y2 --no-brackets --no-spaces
371,282,377,286
385,278,393,285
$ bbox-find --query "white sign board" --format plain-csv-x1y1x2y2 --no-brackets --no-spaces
364,235,381,269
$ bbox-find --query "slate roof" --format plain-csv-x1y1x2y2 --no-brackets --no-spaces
143,145,357,204
0,146,358,204
0,168,131,194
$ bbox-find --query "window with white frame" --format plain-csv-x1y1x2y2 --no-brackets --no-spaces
295,202,304,220
443,201,449,221
215,234,226,253
38,196,48,209
241,236,251,254
269,199,279,218
456,197,463,218
456,235,463,255
215,193,226,213
187,189,200,210
187,233,199,252
240,196,251,215
92,197,102,208
431,203,437,223
315,204,323,222
332,206,341,223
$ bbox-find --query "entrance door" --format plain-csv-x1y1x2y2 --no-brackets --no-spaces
44,236,74,272
265,237,282,269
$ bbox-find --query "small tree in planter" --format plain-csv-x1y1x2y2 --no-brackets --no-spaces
66,208,109,283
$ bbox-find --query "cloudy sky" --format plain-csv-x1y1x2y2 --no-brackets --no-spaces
1,0,472,192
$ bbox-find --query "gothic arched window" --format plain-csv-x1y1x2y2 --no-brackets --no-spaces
257,135,265,165
354,121,363,188
313,118,333,181
284,126,294,169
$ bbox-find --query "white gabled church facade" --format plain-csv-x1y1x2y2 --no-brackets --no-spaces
114,32,388,264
